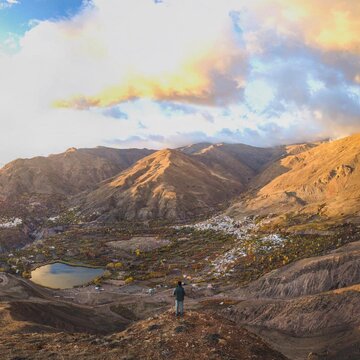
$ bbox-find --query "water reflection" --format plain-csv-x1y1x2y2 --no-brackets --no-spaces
30,262,104,289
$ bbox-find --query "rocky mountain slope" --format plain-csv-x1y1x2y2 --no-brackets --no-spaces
0,142,285,221
1,135,360,222
219,240,360,359
0,147,154,198
237,240,360,299
78,149,245,221
181,142,283,182
183,143,284,191
224,286,360,360
230,134,360,220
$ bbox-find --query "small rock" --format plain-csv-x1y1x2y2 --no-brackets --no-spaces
174,325,186,333
205,333,221,344
147,324,161,332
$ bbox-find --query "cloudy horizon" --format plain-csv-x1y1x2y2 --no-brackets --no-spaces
1,0,360,165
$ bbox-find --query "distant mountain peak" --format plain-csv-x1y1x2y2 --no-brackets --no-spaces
65,147,77,153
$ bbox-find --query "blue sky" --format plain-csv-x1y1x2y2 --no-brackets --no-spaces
0,0,83,50
0,0,360,165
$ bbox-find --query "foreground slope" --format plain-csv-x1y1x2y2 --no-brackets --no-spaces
79,149,244,221
230,134,360,220
225,287,360,360
218,240,360,360
237,240,360,299
0,147,154,198
0,310,287,360
0,274,286,360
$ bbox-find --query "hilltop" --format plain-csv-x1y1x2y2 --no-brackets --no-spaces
0,308,287,360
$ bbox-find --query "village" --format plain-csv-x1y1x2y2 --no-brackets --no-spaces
176,215,287,277
0,209,356,295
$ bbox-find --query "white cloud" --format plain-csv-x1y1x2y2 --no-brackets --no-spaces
0,0,360,165
0,0,19,9
244,80,275,113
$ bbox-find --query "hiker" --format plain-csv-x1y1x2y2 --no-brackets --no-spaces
173,280,185,316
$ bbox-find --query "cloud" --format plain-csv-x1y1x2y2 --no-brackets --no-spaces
48,0,247,109
241,0,360,54
102,106,128,119
47,0,360,109
0,0,19,9
1,0,360,165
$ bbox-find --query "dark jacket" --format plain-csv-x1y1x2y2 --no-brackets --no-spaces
173,285,185,301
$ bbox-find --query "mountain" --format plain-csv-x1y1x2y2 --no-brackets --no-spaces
246,142,322,192
181,142,284,184
78,149,245,221
0,142,282,202
0,147,154,198
3,136,359,222
230,134,360,220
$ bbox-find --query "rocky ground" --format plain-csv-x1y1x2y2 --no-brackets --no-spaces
0,214,359,359
0,311,287,360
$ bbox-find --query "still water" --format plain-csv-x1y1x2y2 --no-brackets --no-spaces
30,262,104,289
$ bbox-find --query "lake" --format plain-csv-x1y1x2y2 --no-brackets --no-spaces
30,262,104,289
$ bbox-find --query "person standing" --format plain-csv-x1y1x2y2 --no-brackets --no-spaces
173,280,185,317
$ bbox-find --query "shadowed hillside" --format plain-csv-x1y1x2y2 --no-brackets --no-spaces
181,142,284,177
0,147,154,198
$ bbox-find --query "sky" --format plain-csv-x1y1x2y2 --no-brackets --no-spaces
0,0,360,165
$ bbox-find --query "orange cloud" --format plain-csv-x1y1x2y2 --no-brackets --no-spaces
50,0,247,109
54,61,214,109
52,0,360,110
276,0,360,52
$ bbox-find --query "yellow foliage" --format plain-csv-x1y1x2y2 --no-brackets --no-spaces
125,276,134,284
282,255,289,265
22,271,31,279
103,270,112,279
93,276,102,285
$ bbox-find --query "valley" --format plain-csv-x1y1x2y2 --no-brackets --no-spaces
0,135,360,359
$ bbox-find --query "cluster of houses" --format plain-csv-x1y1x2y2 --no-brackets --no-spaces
210,224,286,277
177,215,286,278
176,215,258,238
0,217,23,229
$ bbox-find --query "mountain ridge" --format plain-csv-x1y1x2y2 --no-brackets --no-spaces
1,135,360,221
229,133,360,221
0,147,154,198
78,148,245,221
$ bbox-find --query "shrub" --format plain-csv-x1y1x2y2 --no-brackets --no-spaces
125,276,134,284
22,271,31,279
103,270,112,279
93,276,102,285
